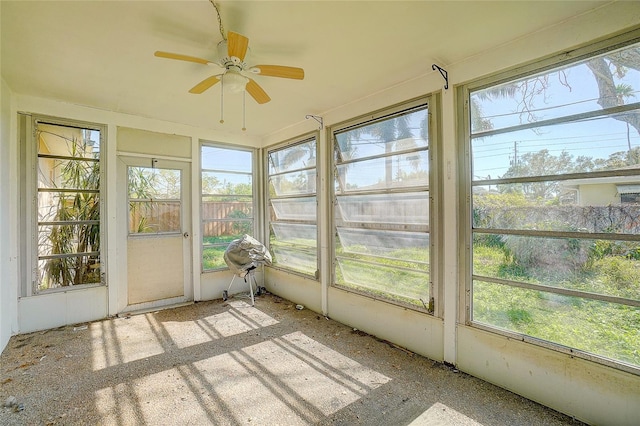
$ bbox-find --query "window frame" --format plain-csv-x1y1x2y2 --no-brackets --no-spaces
25,114,106,295
329,96,436,313
459,28,640,375
264,133,320,279
199,141,257,273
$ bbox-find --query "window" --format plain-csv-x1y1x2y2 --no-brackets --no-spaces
332,103,431,310
201,144,254,271
266,137,318,276
467,39,640,370
128,167,181,234
35,120,102,291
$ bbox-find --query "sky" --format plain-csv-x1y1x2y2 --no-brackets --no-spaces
470,47,640,180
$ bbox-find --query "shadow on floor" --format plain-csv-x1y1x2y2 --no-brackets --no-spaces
0,293,584,425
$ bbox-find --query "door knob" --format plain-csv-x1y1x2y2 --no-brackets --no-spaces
183,232,190,238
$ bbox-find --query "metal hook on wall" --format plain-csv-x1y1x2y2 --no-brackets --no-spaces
305,114,324,130
432,64,449,90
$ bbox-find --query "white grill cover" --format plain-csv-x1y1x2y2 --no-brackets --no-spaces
223,234,272,277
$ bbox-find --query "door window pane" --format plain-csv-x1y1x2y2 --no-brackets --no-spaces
128,167,181,234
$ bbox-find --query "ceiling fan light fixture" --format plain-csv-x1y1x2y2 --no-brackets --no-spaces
222,70,249,93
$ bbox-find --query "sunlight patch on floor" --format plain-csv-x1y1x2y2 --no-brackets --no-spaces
94,330,390,424
91,300,279,370
408,402,483,426
162,300,279,347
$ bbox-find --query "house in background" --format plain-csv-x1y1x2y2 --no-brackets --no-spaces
563,165,640,206
2,2,639,425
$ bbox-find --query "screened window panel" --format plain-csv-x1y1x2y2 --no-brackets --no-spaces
271,197,316,221
473,281,639,366
333,104,430,309
270,169,316,196
201,202,253,221
335,135,428,160
470,46,640,134
35,123,101,291
202,220,252,238
202,147,253,173
201,171,252,195
269,244,317,275
202,244,227,271
268,140,316,174
468,40,640,369
473,234,640,301
38,158,99,190
336,258,429,302
335,151,429,192
271,223,317,246
335,192,429,225
37,131,100,159
201,144,254,271
37,192,99,222
267,137,318,276
474,181,640,233
38,254,101,288
37,224,99,257
472,117,640,180
337,228,429,260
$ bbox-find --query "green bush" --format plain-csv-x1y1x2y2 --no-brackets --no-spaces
227,209,253,235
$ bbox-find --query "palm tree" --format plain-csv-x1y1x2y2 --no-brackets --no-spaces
42,134,100,287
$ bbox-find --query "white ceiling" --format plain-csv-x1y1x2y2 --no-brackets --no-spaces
1,1,611,138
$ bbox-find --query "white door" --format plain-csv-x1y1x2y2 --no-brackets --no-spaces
120,156,192,310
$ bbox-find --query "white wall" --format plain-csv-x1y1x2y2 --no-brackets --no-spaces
262,4,640,425
0,77,17,353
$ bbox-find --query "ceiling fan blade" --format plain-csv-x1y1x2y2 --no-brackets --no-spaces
189,75,221,94
155,51,212,65
246,78,271,104
252,65,305,80
227,31,249,61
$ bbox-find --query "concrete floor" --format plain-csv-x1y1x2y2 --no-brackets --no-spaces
0,293,584,425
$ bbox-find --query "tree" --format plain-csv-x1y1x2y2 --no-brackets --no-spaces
586,50,640,135
42,135,100,287
475,45,640,138
501,149,576,200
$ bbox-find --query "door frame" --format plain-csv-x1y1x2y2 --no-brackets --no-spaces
117,154,193,313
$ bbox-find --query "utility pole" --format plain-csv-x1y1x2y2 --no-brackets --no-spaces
510,141,519,167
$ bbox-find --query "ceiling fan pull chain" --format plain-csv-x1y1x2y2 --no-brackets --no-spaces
242,91,247,131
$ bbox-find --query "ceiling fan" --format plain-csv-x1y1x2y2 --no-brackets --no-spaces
154,31,304,104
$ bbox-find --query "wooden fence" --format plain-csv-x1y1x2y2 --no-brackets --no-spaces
202,202,253,237
130,201,253,236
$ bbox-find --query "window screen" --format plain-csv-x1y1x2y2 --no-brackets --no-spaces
201,144,254,271
468,40,640,368
267,137,318,276
332,106,431,309
36,122,102,290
